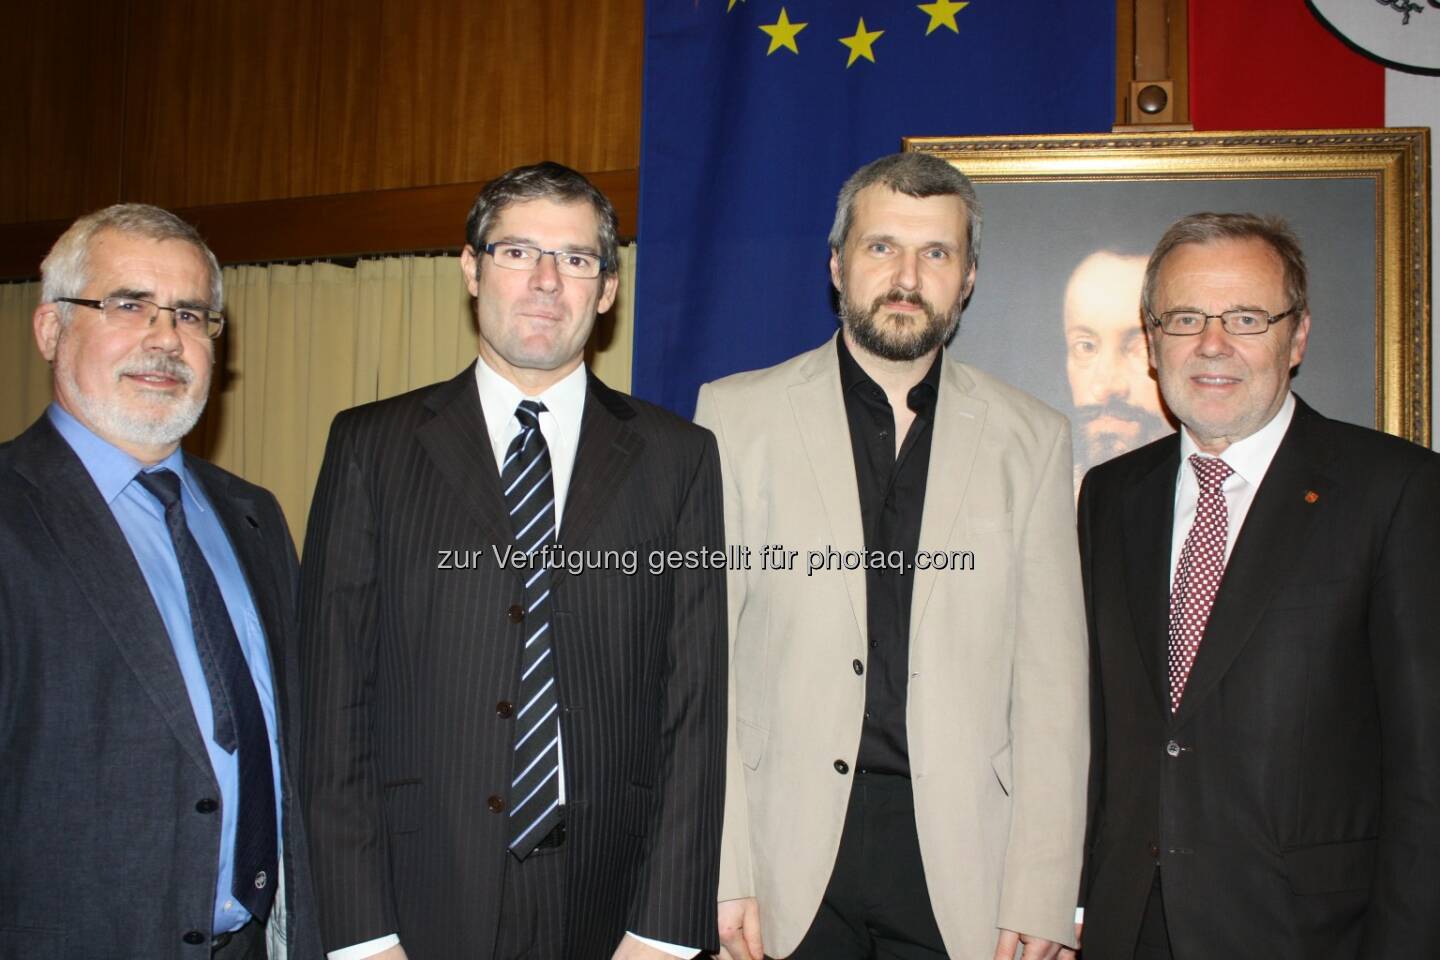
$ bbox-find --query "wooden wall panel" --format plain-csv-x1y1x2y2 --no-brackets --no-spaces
0,0,644,244
121,0,324,208
0,0,125,222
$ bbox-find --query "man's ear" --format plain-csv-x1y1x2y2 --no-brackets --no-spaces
598,272,619,314
34,303,61,362
460,246,480,297
829,250,843,292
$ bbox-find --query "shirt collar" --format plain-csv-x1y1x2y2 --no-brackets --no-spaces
1178,391,1295,485
47,403,195,507
836,335,942,413
473,356,588,447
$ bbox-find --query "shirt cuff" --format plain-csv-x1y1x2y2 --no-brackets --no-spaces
328,934,400,960
628,931,699,958
1075,907,1085,924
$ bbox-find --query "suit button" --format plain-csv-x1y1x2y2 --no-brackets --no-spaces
852,659,864,675
496,700,515,718
182,930,206,945
195,798,219,814
1165,740,1182,758
507,604,525,623
834,759,849,774
1148,841,1160,858
487,794,505,813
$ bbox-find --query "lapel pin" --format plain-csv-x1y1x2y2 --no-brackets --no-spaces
1303,490,1319,504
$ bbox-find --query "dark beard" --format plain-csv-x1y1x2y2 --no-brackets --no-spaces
1075,397,1170,468
840,287,961,362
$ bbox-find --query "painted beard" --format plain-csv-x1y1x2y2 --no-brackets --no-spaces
839,285,962,362
1074,396,1170,468
59,350,209,451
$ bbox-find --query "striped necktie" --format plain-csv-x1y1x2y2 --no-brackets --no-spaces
502,400,564,856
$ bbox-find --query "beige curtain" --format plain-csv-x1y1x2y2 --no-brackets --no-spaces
0,247,636,548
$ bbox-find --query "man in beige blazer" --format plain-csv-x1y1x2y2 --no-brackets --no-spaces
695,152,1088,960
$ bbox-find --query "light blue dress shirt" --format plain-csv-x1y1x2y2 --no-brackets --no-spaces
48,404,284,936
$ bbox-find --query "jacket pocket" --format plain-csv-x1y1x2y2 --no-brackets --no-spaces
1282,837,1376,894
990,741,1013,796
737,718,769,771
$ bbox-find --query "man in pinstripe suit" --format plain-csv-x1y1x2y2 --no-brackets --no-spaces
299,162,727,960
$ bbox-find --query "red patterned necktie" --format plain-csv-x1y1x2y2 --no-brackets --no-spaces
1167,454,1234,713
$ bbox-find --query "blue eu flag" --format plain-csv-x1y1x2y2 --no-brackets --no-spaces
635,1,1115,416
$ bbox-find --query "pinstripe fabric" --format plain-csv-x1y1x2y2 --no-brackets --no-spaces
299,365,727,959
494,846,568,959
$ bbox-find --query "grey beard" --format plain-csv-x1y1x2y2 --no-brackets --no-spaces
59,354,208,451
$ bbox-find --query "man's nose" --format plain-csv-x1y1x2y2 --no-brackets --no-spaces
1090,350,1130,401
1194,315,1233,357
530,252,562,291
892,251,920,290
141,309,185,352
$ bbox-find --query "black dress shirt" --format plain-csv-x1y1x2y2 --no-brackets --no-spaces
837,336,941,777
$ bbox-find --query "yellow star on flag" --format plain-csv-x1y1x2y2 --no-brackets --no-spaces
727,0,744,11
918,0,969,35
759,7,808,55
838,17,884,67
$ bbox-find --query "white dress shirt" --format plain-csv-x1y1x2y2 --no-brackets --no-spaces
332,358,693,959
1169,392,1296,585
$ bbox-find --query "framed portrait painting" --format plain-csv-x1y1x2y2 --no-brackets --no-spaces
907,129,1430,489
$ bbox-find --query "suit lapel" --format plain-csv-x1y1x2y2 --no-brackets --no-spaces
788,343,868,640
417,364,514,552
1173,402,1334,726
13,419,212,774
1123,438,1181,715
910,356,986,641
554,375,644,590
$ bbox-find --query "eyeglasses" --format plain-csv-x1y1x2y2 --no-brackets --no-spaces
57,296,225,340
482,242,607,279
1148,306,1299,337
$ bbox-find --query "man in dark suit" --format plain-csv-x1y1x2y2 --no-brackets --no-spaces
1075,212,1440,959
0,204,321,958
299,162,726,960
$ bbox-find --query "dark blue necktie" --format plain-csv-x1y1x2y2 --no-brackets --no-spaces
501,401,564,857
136,468,278,922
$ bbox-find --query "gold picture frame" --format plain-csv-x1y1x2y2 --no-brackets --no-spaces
907,129,1430,453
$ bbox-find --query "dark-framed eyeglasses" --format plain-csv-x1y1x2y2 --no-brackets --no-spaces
482,242,607,279
57,296,225,340
1147,306,1300,337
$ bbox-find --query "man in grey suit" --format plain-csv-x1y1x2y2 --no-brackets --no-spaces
299,162,726,960
0,204,321,958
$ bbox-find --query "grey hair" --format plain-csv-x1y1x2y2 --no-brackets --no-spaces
464,161,619,278
828,152,982,271
40,203,223,317
1142,212,1309,318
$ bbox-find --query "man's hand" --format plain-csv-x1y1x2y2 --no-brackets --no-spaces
1057,921,1083,960
367,948,409,960
717,897,764,960
993,928,1062,960
611,934,673,959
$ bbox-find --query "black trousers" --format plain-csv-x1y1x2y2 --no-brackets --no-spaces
788,773,949,960
1132,869,1175,960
